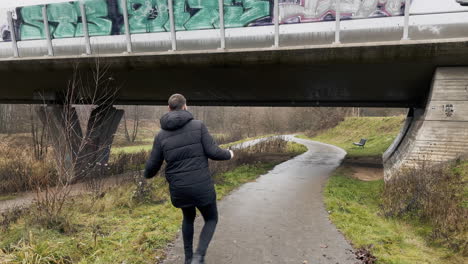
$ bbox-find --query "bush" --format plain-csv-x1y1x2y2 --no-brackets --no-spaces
211,137,306,184
108,150,149,175
0,143,57,194
382,160,468,255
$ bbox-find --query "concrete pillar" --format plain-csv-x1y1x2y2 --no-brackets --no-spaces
38,105,123,182
383,67,468,180
37,105,83,180
79,106,124,171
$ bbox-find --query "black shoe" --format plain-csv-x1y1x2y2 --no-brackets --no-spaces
184,258,192,264
190,253,205,264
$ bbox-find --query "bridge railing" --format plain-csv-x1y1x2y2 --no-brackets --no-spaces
2,0,468,59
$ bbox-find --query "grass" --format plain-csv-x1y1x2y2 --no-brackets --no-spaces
1,142,307,263
221,134,275,148
112,144,153,154
0,195,16,201
111,134,276,154
297,116,405,158
324,168,465,264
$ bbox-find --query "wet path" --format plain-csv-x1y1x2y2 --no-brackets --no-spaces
164,136,357,264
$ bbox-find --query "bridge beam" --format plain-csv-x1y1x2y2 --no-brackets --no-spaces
383,67,468,180
38,105,123,181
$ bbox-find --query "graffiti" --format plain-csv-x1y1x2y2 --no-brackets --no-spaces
444,104,454,117
279,0,406,23
17,0,112,40
118,0,271,33
0,0,412,41
75,0,112,37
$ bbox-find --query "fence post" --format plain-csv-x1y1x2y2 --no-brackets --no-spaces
333,0,341,44
42,5,54,56
402,0,411,40
218,0,225,49
79,2,92,55
122,0,133,53
7,11,19,58
273,0,279,48
168,0,177,51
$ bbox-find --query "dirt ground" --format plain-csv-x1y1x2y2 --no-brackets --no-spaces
348,166,384,181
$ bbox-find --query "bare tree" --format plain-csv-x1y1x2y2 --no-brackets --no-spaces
29,105,48,160
32,60,123,227
123,105,141,143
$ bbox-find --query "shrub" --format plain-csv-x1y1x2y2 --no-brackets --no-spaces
382,160,468,255
0,143,57,194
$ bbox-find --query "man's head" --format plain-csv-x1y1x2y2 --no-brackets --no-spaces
168,94,187,111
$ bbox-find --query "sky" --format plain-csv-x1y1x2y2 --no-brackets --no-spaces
411,0,468,13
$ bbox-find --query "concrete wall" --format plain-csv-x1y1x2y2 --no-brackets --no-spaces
383,67,468,180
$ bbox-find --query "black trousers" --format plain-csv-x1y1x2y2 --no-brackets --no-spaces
181,202,218,260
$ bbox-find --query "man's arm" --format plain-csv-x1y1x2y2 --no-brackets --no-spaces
144,134,164,179
201,123,232,161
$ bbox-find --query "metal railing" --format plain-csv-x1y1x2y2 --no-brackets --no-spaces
4,0,468,58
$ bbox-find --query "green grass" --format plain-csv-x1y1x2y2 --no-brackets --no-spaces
324,168,464,264
112,144,153,154
0,195,16,201
297,116,405,158
111,134,276,154
220,134,275,148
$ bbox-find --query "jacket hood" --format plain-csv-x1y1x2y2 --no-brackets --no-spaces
160,110,194,131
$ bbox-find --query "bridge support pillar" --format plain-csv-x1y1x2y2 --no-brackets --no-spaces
38,105,124,181
383,67,468,180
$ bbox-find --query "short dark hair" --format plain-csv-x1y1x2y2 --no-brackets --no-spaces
168,94,187,110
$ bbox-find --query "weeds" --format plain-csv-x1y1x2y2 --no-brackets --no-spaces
383,160,468,254
325,167,464,263
1,207,27,232
0,143,57,194
0,232,72,264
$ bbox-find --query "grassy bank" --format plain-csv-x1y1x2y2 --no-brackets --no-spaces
0,141,306,263
297,116,404,159
309,115,466,263
325,168,465,264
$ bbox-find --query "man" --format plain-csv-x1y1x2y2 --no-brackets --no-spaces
144,94,234,264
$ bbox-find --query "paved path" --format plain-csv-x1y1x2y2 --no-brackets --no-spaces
164,136,357,264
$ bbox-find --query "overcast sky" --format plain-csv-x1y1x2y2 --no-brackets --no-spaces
1,0,468,12
412,0,468,12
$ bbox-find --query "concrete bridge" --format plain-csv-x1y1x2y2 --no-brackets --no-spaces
0,0,467,178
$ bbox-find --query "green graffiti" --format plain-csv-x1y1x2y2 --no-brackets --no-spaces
164,0,190,31
184,0,219,30
224,0,270,28
151,0,169,32
47,3,78,38
185,0,271,30
20,5,55,40
16,0,271,41
119,0,169,33
75,0,112,37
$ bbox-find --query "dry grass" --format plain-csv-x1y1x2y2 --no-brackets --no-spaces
0,143,57,194
382,160,468,255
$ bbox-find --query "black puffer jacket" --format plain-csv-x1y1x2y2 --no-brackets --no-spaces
144,110,231,208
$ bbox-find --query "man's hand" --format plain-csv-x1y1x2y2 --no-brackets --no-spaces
229,150,234,159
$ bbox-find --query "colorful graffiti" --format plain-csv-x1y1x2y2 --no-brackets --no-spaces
1,0,410,42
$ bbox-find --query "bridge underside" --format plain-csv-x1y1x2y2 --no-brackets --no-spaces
0,38,468,107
